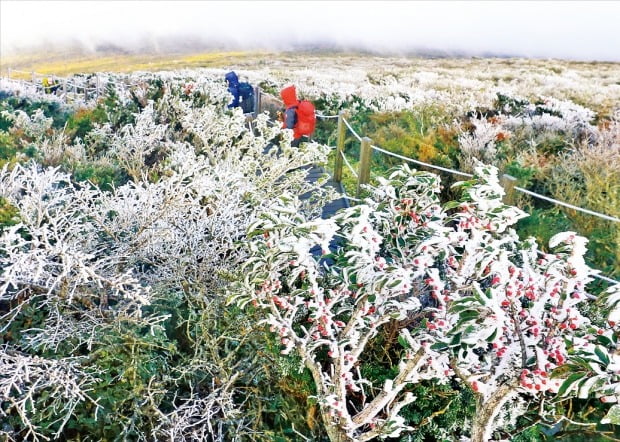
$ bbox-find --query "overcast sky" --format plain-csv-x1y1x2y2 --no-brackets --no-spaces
1,1,620,62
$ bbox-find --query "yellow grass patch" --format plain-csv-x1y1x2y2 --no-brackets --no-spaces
1,50,274,78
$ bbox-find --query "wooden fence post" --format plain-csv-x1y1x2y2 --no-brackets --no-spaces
501,174,517,205
96,75,100,100
334,110,348,183
7,68,11,79
254,86,261,117
357,136,372,198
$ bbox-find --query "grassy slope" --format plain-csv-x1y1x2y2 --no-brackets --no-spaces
2,47,619,85
0,49,278,78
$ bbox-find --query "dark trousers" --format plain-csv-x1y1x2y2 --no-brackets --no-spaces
241,95,255,114
291,135,311,147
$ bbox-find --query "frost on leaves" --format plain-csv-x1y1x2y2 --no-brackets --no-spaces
234,162,616,441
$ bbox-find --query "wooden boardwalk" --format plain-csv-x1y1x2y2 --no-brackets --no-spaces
261,141,348,259
301,164,349,219
261,142,349,220
298,164,349,259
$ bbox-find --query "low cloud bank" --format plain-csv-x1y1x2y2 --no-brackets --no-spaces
2,1,619,62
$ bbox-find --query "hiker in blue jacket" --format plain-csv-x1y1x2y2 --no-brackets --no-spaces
225,71,255,114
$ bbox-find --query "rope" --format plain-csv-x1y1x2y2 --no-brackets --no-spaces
534,251,618,289
340,150,359,178
1,74,104,101
514,187,619,223
9,69,33,75
342,193,363,203
2,78,28,85
34,72,138,90
371,144,474,178
342,117,363,142
592,273,619,285
102,78,126,85
3,71,616,285
338,183,363,203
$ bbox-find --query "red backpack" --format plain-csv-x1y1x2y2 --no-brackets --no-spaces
295,100,316,138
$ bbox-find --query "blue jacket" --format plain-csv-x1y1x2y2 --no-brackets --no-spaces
225,71,240,108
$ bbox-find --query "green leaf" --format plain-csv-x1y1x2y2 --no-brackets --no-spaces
486,329,498,343
398,335,410,349
484,287,492,299
450,332,462,345
596,335,612,347
594,346,611,366
458,310,480,321
602,404,620,425
431,341,449,351
444,201,461,210
557,372,587,397
387,279,402,288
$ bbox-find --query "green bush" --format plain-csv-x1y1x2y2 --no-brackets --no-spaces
0,95,70,130
65,106,107,142
102,85,139,130
0,196,20,230
0,130,18,161
72,163,127,191
504,160,541,189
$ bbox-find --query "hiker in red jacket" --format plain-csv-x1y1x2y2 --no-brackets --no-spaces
279,85,316,147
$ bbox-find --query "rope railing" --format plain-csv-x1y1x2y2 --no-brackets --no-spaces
371,143,474,178
2,77,98,102
340,150,359,178
1,71,617,283
332,113,619,287
342,117,363,142
1,68,151,103
593,274,620,285
341,190,363,203
3,72,618,225
336,116,619,224
515,186,620,223
316,113,339,120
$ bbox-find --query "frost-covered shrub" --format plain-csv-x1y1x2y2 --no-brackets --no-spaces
233,162,619,441
1,108,52,141
458,117,503,171
0,351,101,441
0,71,336,439
2,56,619,440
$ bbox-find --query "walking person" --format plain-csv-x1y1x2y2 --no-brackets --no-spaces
225,71,255,114
279,85,316,147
